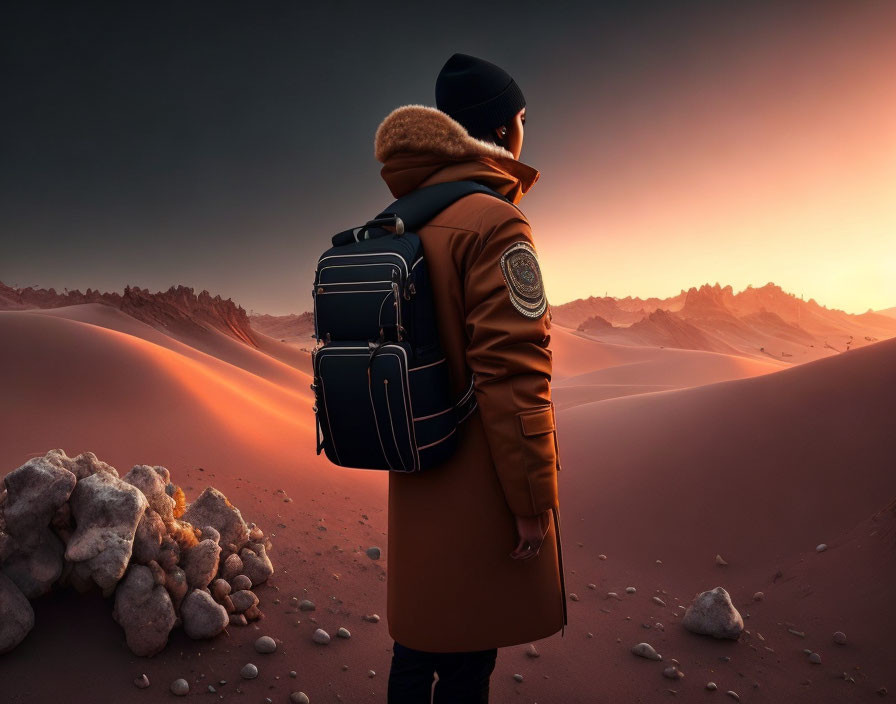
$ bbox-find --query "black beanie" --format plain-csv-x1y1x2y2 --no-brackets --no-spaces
435,53,526,138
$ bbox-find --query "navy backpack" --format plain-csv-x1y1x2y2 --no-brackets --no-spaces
311,180,509,472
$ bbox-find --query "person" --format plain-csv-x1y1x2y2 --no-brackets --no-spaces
375,52,567,703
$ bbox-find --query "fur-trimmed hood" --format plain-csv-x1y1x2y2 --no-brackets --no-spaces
373,104,539,202
375,104,515,163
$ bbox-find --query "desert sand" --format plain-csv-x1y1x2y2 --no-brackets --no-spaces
1,293,894,703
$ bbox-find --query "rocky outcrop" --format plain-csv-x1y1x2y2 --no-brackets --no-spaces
66,471,148,596
44,449,118,481
2,456,76,536
112,565,176,657
0,449,275,657
1,528,65,598
0,571,34,653
182,539,221,589
123,465,176,524
180,589,229,640
182,488,249,554
240,543,274,586
0,282,258,347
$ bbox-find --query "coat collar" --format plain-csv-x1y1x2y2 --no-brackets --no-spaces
374,104,540,204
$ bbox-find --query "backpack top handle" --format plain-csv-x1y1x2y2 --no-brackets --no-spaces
331,180,512,247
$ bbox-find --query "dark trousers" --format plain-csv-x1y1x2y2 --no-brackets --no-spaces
387,640,498,704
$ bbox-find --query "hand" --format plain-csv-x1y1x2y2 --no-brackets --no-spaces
510,508,552,560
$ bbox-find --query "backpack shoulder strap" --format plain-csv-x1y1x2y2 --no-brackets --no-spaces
376,180,515,232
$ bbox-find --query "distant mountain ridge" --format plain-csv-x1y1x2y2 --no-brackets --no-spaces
2,278,892,364
558,282,896,362
0,281,257,347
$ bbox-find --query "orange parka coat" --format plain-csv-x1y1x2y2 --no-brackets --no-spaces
374,104,567,652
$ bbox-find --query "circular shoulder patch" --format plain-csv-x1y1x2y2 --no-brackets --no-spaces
499,241,547,319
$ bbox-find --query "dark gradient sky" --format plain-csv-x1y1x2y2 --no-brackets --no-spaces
3,1,894,314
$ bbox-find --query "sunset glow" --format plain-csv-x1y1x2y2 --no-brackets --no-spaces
524,5,896,314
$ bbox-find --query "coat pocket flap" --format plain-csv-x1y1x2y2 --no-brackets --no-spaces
518,405,556,437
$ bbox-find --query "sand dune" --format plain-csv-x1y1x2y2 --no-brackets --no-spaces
1,303,893,703
551,325,783,400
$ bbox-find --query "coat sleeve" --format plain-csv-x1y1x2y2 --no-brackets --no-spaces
463,203,561,518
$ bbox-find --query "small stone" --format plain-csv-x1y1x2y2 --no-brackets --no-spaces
569,593,579,601
606,592,622,600
788,628,806,638
652,596,666,606
313,628,330,644
366,546,381,560
715,554,728,566
289,693,310,704
833,631,847,645
663,666,684,680
211,578,231,601
586,583,596,590
170,679,189,696
706,682,717,691
229,613,248,627
526,644,539,658
656,559,663,565
231,589,259,613
299,599,316,611
363,613,380,623
221,554,243,581
289,671,297,678
816,543,828,552
753,591,764,601
598,554,607,560
808,652,822,664
625,587,636,594
368,670,376,678
631,642,662,661
513,674,524,682
134,674,150,689
876,687,887,696
208,685,216,693
240,663,258,679
180,589,228,640
231,574,252,591
725,691,740,701
255,636,277,653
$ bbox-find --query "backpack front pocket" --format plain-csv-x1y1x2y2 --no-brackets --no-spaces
313,342,395,470
314,281,400,341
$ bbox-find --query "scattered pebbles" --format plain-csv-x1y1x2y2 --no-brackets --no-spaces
631,642,662,661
